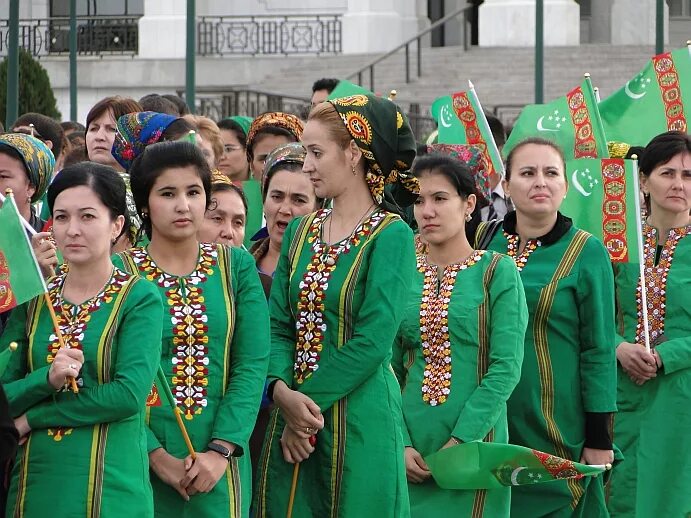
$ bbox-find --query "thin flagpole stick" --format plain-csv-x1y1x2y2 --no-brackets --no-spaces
286,463,300,518
0,191,38,235
631,157,652,354
156,365,196,459
594,86,601,103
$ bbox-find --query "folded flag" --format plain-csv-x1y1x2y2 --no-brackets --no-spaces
504,75,609,160
599,45,691,147
430,81,505,184
0,342,18,378
327,79,373,100
425,441,609,490
560,158,640,263
0,191,47,313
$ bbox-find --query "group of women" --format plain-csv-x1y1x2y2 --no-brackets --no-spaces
0,87,688,518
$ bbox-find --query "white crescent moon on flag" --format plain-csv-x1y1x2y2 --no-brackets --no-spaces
537,116,559,132
625,80,646,100
440,105,453,128
571,169,592,197
510,467,527,486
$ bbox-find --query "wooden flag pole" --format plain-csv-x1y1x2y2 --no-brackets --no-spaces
286,435,317,518
156,365,196,459
630,156,652,354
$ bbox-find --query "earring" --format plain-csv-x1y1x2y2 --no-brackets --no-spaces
465,212,472,222
351,164,357,176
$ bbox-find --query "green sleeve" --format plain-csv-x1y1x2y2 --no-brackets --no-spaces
267,218,300,386
211,249,270,454
299,221,416,410
391,330,413,447
1,302,55,416
577,238,618,413
452,255,527,442
25,280,163,428
655,336,691,375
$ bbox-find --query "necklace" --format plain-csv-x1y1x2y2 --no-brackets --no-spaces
325,202,376,248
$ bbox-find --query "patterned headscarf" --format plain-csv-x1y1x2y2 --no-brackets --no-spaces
0,133,55,203
329,94,418,205
427,143,491,202
111,111,179,170
261,142,306,188
211,169,234,187
246,112,304,163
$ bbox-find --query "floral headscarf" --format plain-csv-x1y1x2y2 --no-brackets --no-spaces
0,133,55,203
261,142,306,188
245,112,304,163
329,94,418,205
111,111,179,170
426,143,491,202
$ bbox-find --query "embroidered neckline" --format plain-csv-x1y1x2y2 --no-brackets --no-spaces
293,209,386,384
504,232,541,272
418,250,485,406
128,244,218,419
635,224,690,345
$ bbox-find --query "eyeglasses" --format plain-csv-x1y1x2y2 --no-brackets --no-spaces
224,145,243,153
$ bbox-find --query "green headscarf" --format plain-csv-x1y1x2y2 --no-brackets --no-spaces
0,133,55,203
225,116,253,137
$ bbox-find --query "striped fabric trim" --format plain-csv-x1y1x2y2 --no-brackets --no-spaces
288,214,317,282
225,457,242,517
217,245,236,392
532,230,589,509
471,489,488,518
13,436,31,518
256,409,280,518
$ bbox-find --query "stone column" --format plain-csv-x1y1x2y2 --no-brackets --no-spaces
138,0,187,59
589,0,612,43
611,0,668,45
479,0,580,47
342,0,407,54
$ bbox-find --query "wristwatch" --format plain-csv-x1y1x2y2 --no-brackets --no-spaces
207,442,232,460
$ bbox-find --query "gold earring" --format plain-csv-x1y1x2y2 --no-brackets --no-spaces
465,212,472,222
351,164,357,176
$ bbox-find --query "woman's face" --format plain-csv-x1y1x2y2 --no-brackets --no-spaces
198,188,246,247
642,150,691,217
0,152,34,213
264,168,317,247
414,171,475,247
198,136,216,170
52,185,124,266
301,119,354,200
250,133,292,182
504,143,567,218
217,129,248,181
86,110,121,170
147,165,207,243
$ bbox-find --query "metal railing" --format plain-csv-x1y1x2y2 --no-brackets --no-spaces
197,14,342,56
347,4,473,92
0,16,140,57
185,88,312,121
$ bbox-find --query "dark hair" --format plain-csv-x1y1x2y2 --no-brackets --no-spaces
484,111,506,148
639,131,691,214
412,154,476,199
85,96,142,133
247,127,297,160
217,119,248,148
311,78,339,94
504,137,566,181
162,94,190,116
139,94,179,116
12,112,65,157
262,161,325,208
129,141,212,239
211,183,248,216
63,145,88,168
61,120,86,134
625,146,646,160
161,118,197,141
47,162,129,240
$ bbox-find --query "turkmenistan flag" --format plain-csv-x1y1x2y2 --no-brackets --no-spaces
425,441,609,490
561,158,640,263
327,79,372,100
430,81,504,182
0,193,47,313
599,45,691,147
0,342,18,377
503,75,609,160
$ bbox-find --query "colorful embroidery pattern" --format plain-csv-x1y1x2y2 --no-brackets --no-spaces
652,53,688,133
129,244,217,419
635,224,690,345
293,209,386,384
566,85,598,158
418,251,485,406
504,232,541,272
532,450,583,480
46,266,129,439
601,159,630,262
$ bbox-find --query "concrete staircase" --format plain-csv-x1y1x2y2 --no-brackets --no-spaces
249,44,667,124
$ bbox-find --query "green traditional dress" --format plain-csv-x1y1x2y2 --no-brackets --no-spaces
483,212,617,518
1,266,163,518
114,243,270,518
256,209,415,518
608,223,691,517
393,251,528,518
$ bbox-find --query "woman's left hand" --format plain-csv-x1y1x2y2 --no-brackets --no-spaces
181,447,232,494
580,447,614,466
13,414,30,444
280,426,316,464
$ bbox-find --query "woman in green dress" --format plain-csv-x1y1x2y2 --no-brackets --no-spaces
113,141,269,518
608,131,691,517
478,138,617,517
255,94,419,517
393,154,528,518
1,162,164,517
